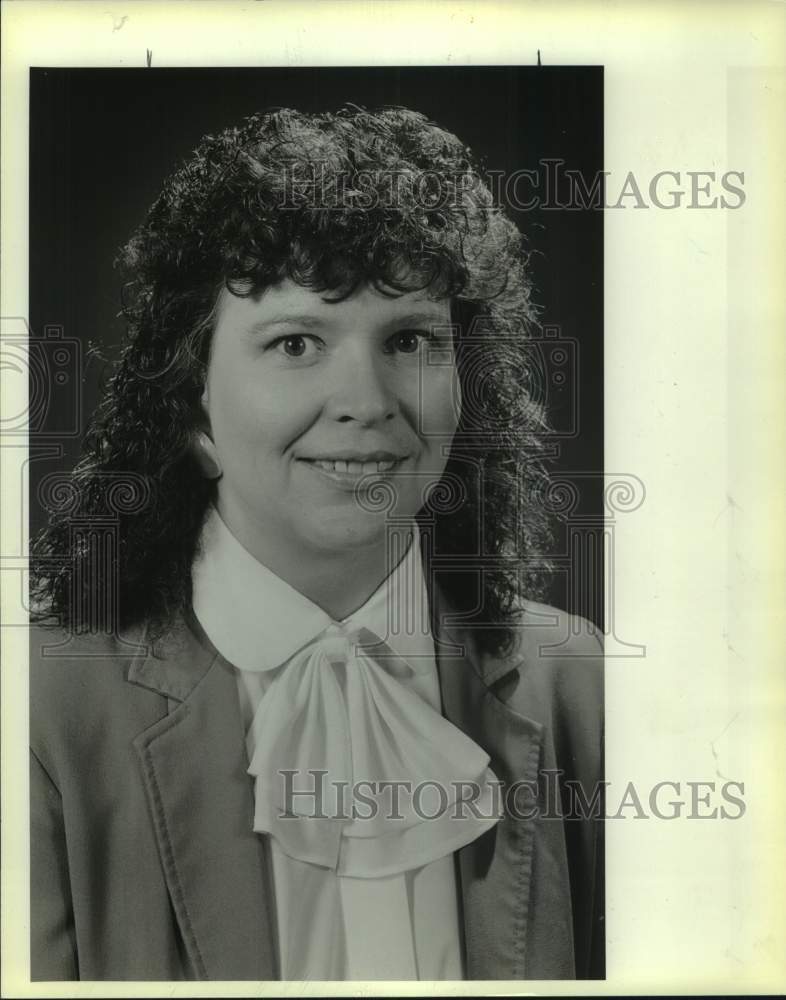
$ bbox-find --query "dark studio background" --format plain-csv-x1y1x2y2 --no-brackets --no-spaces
29,66,604,627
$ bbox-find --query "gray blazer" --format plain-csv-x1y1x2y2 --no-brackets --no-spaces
30,591,604,981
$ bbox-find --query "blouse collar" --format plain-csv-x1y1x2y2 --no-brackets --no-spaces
191,506,434,675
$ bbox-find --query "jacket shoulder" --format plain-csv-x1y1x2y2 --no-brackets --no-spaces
29,623,160,779
479,600,603,743
481,599,602,680
516,598,603,658
30,623,144,692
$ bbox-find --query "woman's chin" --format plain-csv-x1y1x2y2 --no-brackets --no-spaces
303,509,398,556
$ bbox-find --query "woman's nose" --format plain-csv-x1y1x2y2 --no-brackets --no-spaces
325,347,398,425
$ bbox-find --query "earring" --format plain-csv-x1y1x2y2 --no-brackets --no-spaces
193,430,222,480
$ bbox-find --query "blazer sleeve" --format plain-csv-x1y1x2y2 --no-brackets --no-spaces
30,748,78,980
560,623,604,979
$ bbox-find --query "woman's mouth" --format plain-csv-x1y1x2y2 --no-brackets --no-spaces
297,454,407,488
310,458,398,474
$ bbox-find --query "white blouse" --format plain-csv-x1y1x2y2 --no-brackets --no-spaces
191,507,500,980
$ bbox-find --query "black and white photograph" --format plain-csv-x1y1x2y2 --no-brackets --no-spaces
1,1,784,996
26,65,604,983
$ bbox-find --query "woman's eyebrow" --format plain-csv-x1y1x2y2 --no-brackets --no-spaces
245,309,450,336
385,310,452,329
248,315,328,334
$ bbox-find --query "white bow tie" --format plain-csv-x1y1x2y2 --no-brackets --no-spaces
245,623,501,878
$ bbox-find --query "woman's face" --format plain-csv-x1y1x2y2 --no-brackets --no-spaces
200,279,461,564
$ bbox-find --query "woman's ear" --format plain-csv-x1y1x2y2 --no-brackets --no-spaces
191,386,223,480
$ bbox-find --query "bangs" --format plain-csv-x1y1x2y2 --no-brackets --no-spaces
227,243,466,303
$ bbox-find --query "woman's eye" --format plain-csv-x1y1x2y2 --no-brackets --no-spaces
272,335,317,358
388,330,428,354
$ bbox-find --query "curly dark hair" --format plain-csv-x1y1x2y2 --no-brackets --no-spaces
31,105,555,656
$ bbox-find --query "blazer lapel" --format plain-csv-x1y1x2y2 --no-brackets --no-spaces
432,589,544,980
128,612,278,981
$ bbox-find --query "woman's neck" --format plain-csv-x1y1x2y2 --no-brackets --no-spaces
214,506,415,620
277,537,411,621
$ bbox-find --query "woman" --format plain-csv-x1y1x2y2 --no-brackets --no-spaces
30,106,603,981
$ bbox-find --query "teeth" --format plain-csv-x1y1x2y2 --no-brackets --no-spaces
310,459,399,474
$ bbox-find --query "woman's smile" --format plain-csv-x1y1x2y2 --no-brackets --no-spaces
296,454,409,491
